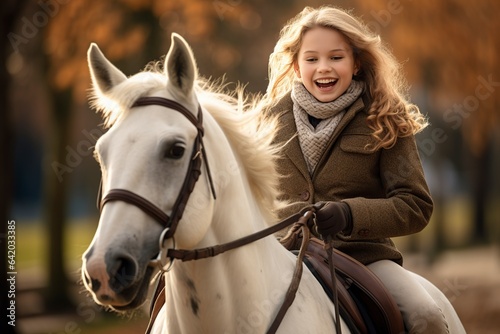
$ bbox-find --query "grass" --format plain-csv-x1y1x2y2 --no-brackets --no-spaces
16,217,98,275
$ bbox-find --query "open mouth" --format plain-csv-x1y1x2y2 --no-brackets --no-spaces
315,78,338,89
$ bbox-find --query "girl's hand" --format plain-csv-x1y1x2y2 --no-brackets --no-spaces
314,202,352,239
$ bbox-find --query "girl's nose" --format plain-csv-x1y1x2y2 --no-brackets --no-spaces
317,60,333,73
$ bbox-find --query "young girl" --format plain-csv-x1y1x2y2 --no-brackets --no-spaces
262,6,450,333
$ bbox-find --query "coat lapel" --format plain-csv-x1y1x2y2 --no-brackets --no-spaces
273,95,311,181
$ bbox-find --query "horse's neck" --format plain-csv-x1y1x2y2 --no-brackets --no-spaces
163,178,295,333
159,116,306,333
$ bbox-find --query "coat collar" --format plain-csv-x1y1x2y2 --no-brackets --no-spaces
273,93,366,180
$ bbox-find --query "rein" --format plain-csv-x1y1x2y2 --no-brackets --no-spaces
164,210,312,262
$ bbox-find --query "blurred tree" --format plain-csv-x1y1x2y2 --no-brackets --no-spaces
412,1,497,246
2,1,28,332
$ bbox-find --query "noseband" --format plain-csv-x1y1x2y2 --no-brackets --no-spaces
98,96,216,241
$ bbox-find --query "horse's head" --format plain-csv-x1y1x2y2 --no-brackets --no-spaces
81,34,216,311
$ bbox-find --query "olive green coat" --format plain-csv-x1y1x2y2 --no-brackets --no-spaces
269,94,433,265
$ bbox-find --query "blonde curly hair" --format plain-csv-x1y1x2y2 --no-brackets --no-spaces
264,5,428,150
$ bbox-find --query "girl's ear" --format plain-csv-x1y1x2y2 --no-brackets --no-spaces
293,62,301,78
353,59,361,76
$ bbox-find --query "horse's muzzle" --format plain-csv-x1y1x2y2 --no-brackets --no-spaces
82,249,148,308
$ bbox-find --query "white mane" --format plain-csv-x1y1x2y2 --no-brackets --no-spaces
89,69,283,222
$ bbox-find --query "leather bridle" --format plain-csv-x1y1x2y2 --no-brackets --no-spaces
98,96,216,242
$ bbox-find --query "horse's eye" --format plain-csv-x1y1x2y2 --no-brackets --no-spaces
166,143,185,159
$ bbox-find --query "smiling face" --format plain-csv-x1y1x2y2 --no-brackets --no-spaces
294,26,358,102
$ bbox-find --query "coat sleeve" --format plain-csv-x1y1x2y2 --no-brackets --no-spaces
341,135,433,240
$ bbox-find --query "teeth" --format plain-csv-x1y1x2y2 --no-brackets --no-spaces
316,79,336,84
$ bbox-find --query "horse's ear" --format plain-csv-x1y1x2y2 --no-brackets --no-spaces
165,33,197,96
87,43,127,94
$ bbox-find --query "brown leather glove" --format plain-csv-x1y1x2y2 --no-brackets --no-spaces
313,202,352,240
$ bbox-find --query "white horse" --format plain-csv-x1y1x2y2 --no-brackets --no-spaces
81,33,465,334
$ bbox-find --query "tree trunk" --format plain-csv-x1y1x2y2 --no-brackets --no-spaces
42,87,75,311
0,27,16,334
2,0,28,332
471,142,492,244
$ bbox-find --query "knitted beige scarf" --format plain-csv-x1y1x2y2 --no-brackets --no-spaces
291,80,363,174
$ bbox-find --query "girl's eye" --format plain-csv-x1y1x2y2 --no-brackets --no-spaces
306,58,317,62
332,56,343,60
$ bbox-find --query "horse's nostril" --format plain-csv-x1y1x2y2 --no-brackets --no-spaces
91,278,101,292
109,256,137,293
100,294,112,302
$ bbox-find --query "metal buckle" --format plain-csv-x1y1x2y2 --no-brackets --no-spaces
148,228,176,272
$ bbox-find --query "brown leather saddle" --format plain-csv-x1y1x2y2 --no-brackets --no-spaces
299,237,405,334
